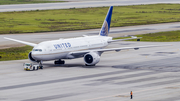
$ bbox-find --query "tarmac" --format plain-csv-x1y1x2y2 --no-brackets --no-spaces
0,41,180,101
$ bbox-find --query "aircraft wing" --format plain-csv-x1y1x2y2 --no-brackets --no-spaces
69,44,171,56
4,37,37,47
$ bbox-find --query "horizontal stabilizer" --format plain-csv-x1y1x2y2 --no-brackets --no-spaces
108,37,142,43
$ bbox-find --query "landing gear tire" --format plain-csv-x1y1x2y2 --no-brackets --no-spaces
61,61,65,64
54,60,65,65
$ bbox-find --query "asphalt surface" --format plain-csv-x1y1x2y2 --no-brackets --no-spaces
0,41,180,101
1,23,180,101
0,0,180,12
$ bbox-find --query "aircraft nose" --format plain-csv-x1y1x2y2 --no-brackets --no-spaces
31,49,43,60
30,51,37,59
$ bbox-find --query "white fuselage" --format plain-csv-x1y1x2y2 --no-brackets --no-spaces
32,36,112,61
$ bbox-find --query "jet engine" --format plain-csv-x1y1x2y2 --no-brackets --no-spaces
84,52,100,66
28,52,38,62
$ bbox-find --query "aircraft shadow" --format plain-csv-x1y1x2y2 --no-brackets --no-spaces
42,63,109,68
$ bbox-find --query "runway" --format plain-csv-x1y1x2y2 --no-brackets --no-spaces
0,41,180,101
0,0,180,12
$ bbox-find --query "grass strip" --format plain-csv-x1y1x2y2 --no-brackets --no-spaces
114,30,180,42
0,0,65,5
1,4,180,34
0,45,32,61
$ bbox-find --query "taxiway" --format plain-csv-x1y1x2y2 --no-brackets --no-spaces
0,0,180,12
0,41,179,101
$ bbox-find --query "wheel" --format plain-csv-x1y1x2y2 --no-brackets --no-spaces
54,61,59,64
60,61,65,64
33,67,35,70
37,66,38,70
54,60,65,64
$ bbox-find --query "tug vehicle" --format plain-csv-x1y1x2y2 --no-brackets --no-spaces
23,63,43,71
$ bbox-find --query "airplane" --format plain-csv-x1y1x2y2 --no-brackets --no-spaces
4,6,170,68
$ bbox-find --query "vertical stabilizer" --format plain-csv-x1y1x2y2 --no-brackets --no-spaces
99,6,113,36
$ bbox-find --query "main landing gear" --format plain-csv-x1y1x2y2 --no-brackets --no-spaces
54,59,65,65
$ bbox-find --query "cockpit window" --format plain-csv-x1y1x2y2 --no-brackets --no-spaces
33,49,42,52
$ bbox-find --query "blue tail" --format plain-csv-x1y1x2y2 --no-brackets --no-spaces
99,6,113,36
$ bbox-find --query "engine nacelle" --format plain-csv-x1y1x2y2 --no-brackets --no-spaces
28,52,38,62
84,52,100,66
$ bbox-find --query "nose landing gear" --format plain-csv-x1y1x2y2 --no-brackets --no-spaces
39,61,43,69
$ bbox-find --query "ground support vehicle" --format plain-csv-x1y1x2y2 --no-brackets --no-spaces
23,63,43,71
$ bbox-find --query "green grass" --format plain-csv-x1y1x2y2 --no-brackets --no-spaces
0,0,65,5
2,4,180,34
114,30,180,42
0,45,32,61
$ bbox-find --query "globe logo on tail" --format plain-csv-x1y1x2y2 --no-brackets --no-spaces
100,21,109,36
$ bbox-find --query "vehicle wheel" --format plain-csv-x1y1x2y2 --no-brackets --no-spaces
37,67,38,70
33,67,35,70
